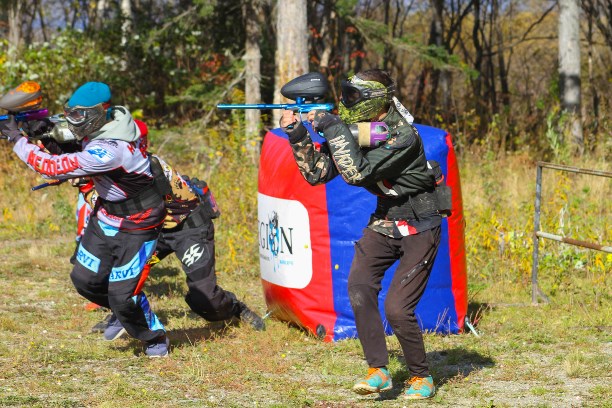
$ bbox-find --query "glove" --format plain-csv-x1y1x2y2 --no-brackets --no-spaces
184,176,221,218
0,115,25,143
26,119,54,139
311,110,342,133
187,177,208,196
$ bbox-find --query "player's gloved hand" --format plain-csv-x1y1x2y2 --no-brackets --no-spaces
187,177,208,196
26,119,54,139
311,110,342,134
0,115,25,143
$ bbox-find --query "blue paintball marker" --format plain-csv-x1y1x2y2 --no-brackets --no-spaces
217,72,334,116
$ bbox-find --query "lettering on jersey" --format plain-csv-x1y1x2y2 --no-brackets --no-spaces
87,147,114,164
328,134,363,183
27,150,80,176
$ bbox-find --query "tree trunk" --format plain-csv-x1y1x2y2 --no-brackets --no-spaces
559,0,583,155
274,0,309,125
95,0,109,29
120,0,133,71
318,0,334,70
243,0,264,158
7,0,23,62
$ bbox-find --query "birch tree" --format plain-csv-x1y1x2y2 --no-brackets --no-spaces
7,0,24,62
558,0,583,154
273,0,308,125
243,0,265,157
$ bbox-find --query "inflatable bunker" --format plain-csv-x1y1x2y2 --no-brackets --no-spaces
257,124,466,342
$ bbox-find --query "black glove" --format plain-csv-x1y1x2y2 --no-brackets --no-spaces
0,115,25,143
312,110,342,133
26,119,54,139
40,137,81,154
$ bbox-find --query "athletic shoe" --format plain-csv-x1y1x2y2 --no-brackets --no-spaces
352,367,393,395
403,375,436,399
91,313,113,333
145,336,170,358
103,314,127,341
236,301,266,331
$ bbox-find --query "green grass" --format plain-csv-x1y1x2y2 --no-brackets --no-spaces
0,135,610,406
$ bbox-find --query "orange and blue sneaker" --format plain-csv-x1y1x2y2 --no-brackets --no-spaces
352,367,393,395
404,375,436,399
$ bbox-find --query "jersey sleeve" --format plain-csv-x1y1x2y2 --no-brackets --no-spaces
12,137,123,180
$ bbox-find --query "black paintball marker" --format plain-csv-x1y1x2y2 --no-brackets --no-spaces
217,72,391,147
217,72,334,115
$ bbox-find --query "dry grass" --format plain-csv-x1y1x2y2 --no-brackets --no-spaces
0,135,610,407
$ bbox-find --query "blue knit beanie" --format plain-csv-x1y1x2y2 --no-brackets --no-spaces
67,82,111,108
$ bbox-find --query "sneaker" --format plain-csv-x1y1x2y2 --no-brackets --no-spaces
91,313,113,334
103,314,127,341
403,375,436,399
145,336,170,358
352,367,393,395
236,301,266,331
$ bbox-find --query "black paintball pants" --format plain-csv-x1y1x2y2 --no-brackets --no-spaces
70,215,165,343
348,226,441,377
154,217,238,322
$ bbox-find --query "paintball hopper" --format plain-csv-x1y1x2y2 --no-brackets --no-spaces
0,81,43,112
281,72,328,102
349,122,390,147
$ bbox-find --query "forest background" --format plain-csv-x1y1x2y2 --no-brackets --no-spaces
0,0,610,407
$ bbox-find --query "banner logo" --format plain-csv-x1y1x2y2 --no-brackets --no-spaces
258,193,312,289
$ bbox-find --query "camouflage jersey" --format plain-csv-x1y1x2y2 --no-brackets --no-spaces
151,155,202,230
285,105,441,238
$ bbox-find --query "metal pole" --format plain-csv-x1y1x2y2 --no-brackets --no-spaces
535,231,612,253
537,161,612,178
532,164,543,304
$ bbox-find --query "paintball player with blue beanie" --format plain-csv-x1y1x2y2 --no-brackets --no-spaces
1,82,170,357
280,69,442,399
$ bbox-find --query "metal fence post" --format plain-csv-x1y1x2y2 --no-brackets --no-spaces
532,164,542,304
531,161,611,305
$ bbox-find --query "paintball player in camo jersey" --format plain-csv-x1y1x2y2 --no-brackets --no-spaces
280,69,442,400
95,123,265,340
1,82,170,357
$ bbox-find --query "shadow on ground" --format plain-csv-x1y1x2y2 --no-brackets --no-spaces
378,347,494,400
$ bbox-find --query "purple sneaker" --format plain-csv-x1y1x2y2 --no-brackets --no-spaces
145,336,170,358
103,314,126,341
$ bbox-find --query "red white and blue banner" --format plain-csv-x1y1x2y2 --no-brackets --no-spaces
258,125,467,342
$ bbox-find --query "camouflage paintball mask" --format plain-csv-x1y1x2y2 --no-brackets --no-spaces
338,75,395,124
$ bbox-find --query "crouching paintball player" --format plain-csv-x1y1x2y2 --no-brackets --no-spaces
1,82,170,357
280,69,443,399
94,123,265,340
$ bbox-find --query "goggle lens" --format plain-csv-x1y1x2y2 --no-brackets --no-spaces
340,81,364,108
65,108,88,125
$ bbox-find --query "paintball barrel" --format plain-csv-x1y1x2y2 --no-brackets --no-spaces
217,72,334,113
